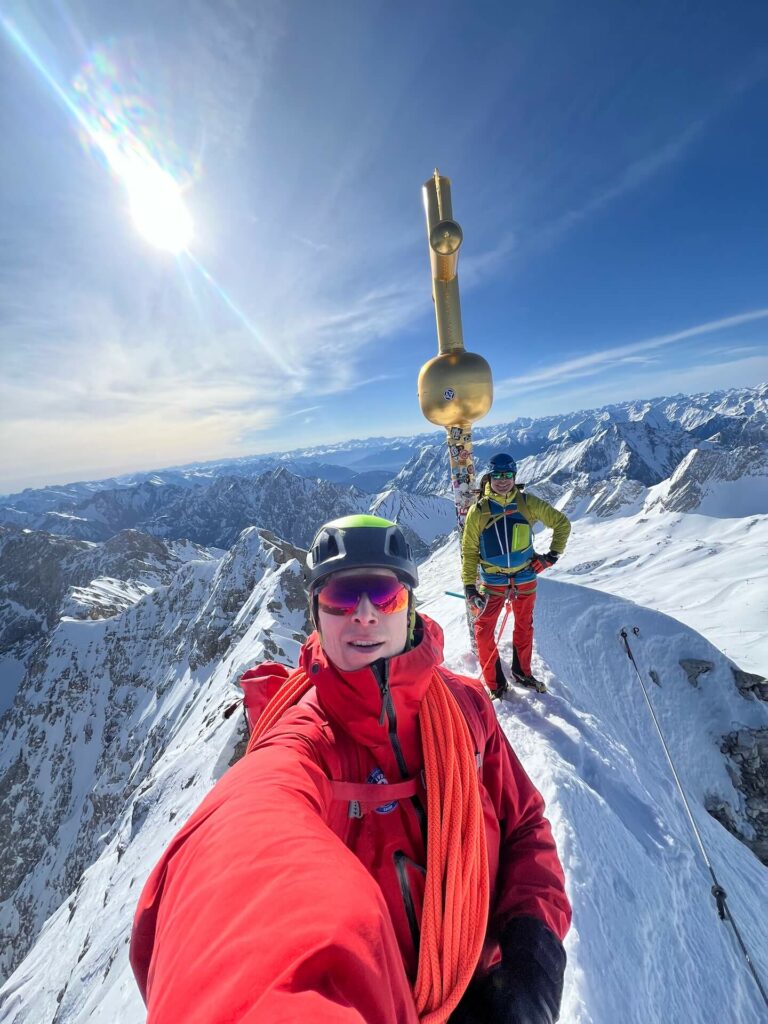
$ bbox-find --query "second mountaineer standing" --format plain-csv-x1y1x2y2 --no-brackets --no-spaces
462,453,571,696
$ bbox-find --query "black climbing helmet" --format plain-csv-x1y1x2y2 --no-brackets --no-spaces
306,514,419,591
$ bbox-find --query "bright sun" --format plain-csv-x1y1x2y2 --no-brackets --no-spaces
125,159,193,253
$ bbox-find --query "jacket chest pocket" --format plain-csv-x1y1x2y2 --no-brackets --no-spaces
509,521,531,551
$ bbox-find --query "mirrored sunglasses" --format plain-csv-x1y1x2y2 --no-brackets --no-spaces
317,575,410,616
491,470,515,479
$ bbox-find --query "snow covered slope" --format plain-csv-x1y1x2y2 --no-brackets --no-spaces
0,528,218,719
1,534,766,1022
645,445,768,516
422,540,768,1023
554,507,768,675
0,527,308,985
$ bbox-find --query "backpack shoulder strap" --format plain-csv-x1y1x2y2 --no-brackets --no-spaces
513,487,532,522
474,473,491,510
245,668,312,753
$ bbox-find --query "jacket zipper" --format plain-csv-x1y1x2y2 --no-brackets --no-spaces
375,659,408,778
393,850,424,955
374,660,427,838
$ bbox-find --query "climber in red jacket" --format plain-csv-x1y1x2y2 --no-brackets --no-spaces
130,514,571,1024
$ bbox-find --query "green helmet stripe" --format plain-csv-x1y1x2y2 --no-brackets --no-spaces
324,514,395,530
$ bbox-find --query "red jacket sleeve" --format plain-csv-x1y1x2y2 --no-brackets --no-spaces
130,734,419,1024
480,708,572,942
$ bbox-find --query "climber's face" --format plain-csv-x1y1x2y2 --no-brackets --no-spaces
316,568,410,671
490,473,515,495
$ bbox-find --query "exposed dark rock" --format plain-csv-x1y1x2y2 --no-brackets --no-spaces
731,667,768,702
709,727,768,866
679,658,714,687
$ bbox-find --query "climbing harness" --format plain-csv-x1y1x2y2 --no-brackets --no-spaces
620,627,768,1011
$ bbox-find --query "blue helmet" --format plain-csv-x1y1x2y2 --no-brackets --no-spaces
489,452,517,475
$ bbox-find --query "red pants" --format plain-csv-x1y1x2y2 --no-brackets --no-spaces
475,582,537,684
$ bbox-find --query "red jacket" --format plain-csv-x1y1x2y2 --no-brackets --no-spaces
130,615,570,1023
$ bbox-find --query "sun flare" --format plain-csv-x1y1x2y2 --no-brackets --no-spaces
124,159,193,253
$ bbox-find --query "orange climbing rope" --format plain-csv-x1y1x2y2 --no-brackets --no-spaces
414,669,489,1023
244,665,490,1023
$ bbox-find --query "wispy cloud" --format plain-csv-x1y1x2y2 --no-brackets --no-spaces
495,309,768,398
496,353,768,423
294,235,331,253
182,0,285,165
533,59,768,251
536,118,709,247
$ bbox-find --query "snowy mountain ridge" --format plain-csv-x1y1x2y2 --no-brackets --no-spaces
0,532,766,1022
0,471,370,548
379,383,768,517
645,445,768,516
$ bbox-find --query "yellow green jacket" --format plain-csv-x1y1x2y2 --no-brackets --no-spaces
461,483,571,585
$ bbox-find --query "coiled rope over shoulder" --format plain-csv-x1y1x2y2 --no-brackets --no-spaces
416,668,489,1023
245,665,490,1023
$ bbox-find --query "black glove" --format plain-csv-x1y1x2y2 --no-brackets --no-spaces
464,584,487,613
530,550,559,574
449,916,566,1024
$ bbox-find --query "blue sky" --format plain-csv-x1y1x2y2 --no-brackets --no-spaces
1,0,767,491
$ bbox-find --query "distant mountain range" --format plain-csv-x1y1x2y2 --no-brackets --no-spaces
391,384,768,517
3,385,766,533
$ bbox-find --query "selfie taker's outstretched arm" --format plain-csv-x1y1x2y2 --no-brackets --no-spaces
131,741,418,1024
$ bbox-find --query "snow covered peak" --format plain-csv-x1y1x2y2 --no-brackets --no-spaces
386,385,766,514
0,526,211,661
369,488,456,545
645,445,768,516
2,384,766,538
